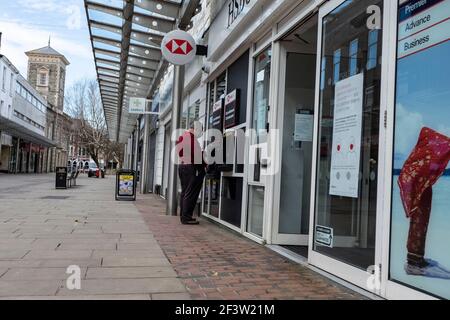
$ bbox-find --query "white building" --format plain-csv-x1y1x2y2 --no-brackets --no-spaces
0,54,54,173
0,55,18,172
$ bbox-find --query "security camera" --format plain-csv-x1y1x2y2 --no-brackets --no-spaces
202,62,211,74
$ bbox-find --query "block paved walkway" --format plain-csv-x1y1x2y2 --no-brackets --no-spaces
0,174,364,300
136,195,364,300
0,174,188,300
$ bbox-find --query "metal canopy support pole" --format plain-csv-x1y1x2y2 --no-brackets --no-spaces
133,120,139,172
166,64,185,216
140,111,150,194
28,143,32,173
15,138,20,174
123,143,128,169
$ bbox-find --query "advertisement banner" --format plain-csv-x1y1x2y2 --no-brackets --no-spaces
329,73,364,198
118,175,134,196
116,170,136,201
391,0,450,299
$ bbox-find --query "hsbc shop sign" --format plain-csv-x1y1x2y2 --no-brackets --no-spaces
161,30,197,65
228,0,252,28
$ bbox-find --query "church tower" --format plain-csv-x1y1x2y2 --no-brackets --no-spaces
25,40,70,111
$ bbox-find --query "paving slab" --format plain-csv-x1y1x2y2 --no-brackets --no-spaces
57,278,186,296
37,258,102,268
0,260,44,268
0,250,29,259
1,267,87,281
57,243,117,250
92,249,165,259
102,257,171,267
86,267,177,279
23,250,93,260
0,280,62,297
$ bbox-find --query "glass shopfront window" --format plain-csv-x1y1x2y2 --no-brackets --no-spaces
252,48,271,144
203,76,226,218
246,47,272,236
314,0,383,270
390,0,450,299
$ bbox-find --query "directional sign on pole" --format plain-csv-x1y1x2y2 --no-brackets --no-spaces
129,98,147,114
129,98,159,115
161,30,197,66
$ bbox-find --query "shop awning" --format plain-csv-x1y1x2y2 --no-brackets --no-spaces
85,0,188,143
0,116,56,148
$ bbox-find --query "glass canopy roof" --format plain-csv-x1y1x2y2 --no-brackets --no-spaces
85,0,182,142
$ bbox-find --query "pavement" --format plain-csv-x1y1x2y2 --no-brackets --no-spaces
137,196,363,300
0,174,188,300
0,173,363,300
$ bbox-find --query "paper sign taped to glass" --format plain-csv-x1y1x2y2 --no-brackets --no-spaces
329,73,364,198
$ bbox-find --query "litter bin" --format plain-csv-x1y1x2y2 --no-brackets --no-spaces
115,170,137,201
56,167,68,189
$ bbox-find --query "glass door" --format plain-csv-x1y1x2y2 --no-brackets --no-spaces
272,17,318,247
309,0,388,292
246,47,272,238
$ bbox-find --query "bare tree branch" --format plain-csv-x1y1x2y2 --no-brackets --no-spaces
65,79,124,170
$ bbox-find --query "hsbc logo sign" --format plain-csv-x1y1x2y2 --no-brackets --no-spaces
228,0,252,28
165,39,194,56
161,30,197,66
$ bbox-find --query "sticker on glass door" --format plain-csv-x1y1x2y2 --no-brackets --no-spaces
315,226,334,248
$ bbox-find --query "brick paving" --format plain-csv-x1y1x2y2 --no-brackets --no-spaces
136,194,364,300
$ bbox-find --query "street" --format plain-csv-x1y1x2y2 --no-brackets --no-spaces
0,174,362,300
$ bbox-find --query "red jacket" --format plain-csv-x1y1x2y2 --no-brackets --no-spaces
176,131,205,167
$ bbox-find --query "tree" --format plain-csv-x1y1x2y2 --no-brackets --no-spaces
65,79,124,171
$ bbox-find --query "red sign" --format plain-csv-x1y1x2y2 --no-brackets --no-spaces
165,39,194,56
161,30,197,66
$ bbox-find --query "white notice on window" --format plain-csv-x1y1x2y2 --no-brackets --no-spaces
294,113,314,142
329,73,364,198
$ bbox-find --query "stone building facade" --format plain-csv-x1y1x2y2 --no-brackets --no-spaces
26,43,72,172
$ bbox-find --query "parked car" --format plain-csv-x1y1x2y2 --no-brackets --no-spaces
87,162,105,178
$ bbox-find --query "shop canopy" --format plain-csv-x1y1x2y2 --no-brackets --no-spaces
85,0,197,143
0,116,56,148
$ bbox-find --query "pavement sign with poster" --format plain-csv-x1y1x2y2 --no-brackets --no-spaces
116,170,137,201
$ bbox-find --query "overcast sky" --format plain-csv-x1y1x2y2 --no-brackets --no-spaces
0,0,97,88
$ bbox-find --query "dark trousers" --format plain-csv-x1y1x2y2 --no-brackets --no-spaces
179,165,205,222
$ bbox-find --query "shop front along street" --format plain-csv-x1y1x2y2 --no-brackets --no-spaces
0,0,449,304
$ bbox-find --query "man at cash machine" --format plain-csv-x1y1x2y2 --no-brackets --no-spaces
176,121,206,225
